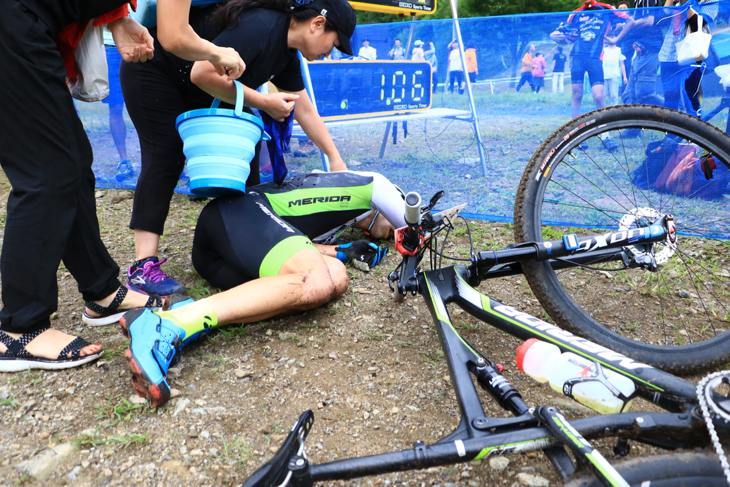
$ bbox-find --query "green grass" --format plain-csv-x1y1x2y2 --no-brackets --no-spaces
95,397,149,424
73,430,148,449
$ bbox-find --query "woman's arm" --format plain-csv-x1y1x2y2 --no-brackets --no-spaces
292,90,347,171
190,61,299,120
107,17,154,62
156,0,245,79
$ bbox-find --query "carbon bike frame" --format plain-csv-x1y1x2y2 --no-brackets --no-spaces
243,221,724,486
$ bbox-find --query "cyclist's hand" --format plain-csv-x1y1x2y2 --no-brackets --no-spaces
336,241,388,268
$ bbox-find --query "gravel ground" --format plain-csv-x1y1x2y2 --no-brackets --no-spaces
0,178,712,487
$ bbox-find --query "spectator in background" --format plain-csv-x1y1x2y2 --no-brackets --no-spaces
447,40,465,94
423,41,439,92
516,44,535,92
532,52,547,93
357,38,377,60
614,1,634,96
389,39,406,60
657,0,714,117
607,0,664,110
103,42,134,183
411,40,425,61
551,45,568,93
603,41,627,105
465,41,478,84
551,0,632,146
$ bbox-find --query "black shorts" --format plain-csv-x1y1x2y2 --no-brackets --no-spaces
192,193,316,290
570,56,604,87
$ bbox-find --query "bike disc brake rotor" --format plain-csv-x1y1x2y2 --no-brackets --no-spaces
618,207,677,265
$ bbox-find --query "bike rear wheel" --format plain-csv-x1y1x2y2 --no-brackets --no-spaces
565,452,726,486
515,105,730,373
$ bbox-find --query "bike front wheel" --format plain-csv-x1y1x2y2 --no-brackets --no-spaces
565,452,726,486
515,105,730,374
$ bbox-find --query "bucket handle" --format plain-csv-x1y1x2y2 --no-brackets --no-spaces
210,80,245,117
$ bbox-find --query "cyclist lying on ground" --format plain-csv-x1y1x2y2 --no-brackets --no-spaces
120,170,407,407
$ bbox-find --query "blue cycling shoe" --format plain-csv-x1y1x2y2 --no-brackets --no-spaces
119,308,186,408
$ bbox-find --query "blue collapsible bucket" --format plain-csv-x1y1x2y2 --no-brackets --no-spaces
176,80,270,196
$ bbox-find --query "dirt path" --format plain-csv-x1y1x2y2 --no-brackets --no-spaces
0,188,688,487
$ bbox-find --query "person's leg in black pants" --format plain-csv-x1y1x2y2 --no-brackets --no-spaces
0,2,144,363
120,59,259,293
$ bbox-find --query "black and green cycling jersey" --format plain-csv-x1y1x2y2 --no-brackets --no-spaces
192,171,405,290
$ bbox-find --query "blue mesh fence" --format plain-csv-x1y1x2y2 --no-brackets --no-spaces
82,1,730,237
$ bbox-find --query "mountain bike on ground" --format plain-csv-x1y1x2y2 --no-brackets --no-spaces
241,105,730,486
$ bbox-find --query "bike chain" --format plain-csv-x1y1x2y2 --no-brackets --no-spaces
697,370,730,485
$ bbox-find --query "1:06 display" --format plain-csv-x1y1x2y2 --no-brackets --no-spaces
307,61,433,119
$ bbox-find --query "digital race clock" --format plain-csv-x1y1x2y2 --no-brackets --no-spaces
307,60,433,120
349,0,436,16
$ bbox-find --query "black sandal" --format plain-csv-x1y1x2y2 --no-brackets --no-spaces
82,286,163,327
0,327,103,372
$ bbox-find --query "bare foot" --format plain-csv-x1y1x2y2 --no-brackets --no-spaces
84,287,160,318
0,328,102,359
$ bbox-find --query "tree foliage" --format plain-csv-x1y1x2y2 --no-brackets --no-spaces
355,0,578,24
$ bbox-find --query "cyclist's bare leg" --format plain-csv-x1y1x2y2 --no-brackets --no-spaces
199,250,347,325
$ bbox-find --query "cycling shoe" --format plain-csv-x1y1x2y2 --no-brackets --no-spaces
119,308,185,408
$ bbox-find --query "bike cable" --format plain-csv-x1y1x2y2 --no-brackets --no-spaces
697,370,730,485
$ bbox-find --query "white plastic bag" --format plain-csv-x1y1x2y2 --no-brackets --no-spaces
676,14,712,66
66,20,109,102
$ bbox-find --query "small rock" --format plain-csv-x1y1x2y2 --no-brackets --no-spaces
15,443,78,480
173,398,190,417
67,466,81,480
328,352,338,360
194,399,207,406
189,429,199,438
489,456,510,471
103,468,112,477
161,460,190,477
234,369,252,379
677,290,691,299
201,431,210,439
168,367,183,378
169,388,182,399
515,473,550,487
38,431,50,440
128,394,147,405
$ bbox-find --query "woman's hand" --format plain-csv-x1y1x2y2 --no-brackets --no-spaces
264,92,300,122
209,46,246,81
107,17,154,62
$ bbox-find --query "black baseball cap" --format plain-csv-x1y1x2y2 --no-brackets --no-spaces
304,0,357,56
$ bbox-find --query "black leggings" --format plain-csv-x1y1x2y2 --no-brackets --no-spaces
120,57,261,236
0,2,121,333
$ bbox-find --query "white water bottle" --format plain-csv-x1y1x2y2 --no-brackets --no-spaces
517,338,636,414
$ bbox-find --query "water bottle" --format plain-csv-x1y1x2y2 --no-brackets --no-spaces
516,338,636,414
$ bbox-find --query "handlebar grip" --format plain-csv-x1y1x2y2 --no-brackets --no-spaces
404,192,421,226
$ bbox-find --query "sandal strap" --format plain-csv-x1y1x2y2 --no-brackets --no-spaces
144,294,163,308
57,336,91,361
85,285,128,315
0,327,49,358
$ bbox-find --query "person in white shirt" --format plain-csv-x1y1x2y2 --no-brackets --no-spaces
358,38,377,60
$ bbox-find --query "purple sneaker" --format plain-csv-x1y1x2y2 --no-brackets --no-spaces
126,257,186,296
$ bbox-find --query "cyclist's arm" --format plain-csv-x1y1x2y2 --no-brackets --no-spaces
291,89,347,171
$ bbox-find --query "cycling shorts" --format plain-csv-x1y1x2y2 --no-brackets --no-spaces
192,193,316,290
570,56,604,87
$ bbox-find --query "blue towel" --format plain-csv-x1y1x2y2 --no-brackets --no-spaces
260,111,294,184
